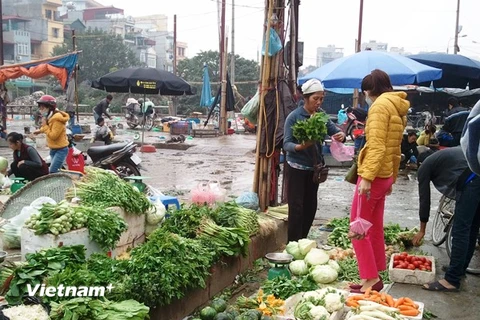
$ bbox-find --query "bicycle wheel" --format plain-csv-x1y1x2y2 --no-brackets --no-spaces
446,222,480,275
431,195,454,246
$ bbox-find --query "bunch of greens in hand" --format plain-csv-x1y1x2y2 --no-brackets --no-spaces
292,112,329,144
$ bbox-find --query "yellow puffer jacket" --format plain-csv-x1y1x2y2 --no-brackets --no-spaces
40,111,70,149
357,92,410,183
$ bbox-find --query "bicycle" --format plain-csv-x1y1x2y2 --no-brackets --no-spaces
430,176,480,275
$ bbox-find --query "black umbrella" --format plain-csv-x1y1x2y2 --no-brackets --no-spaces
92,67,196,95
408,53,480,89
92,67,196,146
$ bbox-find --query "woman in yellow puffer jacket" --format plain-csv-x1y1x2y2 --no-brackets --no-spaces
348,70,410,293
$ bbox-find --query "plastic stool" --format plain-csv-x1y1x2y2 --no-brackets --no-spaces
159,195,180,210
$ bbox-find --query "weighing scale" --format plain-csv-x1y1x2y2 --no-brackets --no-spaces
265,252,293,280
10,177,26,193
124,176,151,193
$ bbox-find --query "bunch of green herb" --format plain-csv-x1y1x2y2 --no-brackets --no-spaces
65,167,152,215
4,246,86,304
292,112,329,144
261,275,318,300
126,229,214,307
214,201,259,236
79,207,127,251
197,218,250,257
161,204,213,238
50,297,94,320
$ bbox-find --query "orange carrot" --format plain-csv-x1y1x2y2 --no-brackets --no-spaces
394,297,405,308
399,305,417,311
404,297,415,305
386,295,395,307
346,300,359,308
351,295,366,300
400,309,420,316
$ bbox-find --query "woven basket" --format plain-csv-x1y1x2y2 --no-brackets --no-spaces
0,173,75,220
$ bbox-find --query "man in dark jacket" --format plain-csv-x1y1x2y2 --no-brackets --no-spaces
446,97,468,117
437,111,470,147
93,94,113,123
415,146,479,291
400,131,419,168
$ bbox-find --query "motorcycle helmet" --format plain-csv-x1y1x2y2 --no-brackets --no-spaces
37,95,57,109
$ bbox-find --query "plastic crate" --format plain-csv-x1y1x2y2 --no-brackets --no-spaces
170,122,189,135
388,254,436,284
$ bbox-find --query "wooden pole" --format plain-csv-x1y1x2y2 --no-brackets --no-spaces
220,37,228,134
231,0,235,84
0,0,7,130
72,30,80,124
352,0,364,109
253,0,274,195
173,14,178,116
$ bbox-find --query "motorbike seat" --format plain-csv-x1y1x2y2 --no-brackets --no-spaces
87,142,129,160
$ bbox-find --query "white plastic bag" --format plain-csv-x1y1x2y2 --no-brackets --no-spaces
146,199,166,225
0,206,40,249
208,181,227,203
30,197,56,210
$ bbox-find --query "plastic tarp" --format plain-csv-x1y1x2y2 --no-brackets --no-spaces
0,53,78,89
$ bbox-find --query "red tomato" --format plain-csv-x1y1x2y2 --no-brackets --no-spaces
408,264,416,270
401,252,408,256
413,261,421,267
420,267,426,271
394,265,403,269
420,257,426,263
393,261,399,267
394,255,401,261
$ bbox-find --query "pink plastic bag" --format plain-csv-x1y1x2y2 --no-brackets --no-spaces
330,139,354,162
350,194,373,235
190,182,216,205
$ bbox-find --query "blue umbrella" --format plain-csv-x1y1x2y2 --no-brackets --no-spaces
299,51,442,89
200,63,212,107
408,53,480,89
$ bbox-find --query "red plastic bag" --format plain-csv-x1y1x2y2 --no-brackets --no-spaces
190,182,216,205
330,140,354,162
350,194,372,235
66,147,85,174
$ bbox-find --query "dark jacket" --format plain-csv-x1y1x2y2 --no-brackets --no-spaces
13,143,49,175
94,98,111,118
446,106,468,117
283,105,341,168
417,147,468,223
401,135,419,161
438,111,470,146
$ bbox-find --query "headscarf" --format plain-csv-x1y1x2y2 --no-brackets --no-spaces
301,79,324,95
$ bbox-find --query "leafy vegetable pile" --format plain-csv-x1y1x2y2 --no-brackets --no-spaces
49,297,149,320
261,276,318,300
197,218,250,257
3,246,86,304
65,167,152,215
24,202,127,252
126,229,215,307
292,112,329,144
161,204,213,238
213,201,259,236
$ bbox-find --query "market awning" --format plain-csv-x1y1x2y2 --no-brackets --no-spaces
0,52,79,89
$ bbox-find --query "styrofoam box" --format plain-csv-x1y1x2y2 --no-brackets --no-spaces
21,207,145,260
346,294,425,320
276,291,346,320
388,255,436,285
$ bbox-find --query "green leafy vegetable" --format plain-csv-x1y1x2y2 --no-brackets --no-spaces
261,275,318,300
292,112,329,144
65,167,152,215
81,207,128,251
197,218,251,257
161,204,213,238
126,229,214,307
214,201,259,236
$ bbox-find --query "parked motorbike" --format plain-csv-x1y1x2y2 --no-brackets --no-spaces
45,130,142,177
337,106,366,140
125,98,156,131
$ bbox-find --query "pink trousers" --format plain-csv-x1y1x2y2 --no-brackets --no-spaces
351,176,393,279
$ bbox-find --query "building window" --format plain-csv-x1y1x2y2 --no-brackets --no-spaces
45,9,52,20
178,47,185,57
52,28,60,38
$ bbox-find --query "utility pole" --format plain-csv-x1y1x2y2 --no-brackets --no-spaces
219,0,227,134
173,14,177,116
288,0,299,93
0,0,7,129
230,0,235,84
453,0,461,54
72,30,80,123
352,0,364,109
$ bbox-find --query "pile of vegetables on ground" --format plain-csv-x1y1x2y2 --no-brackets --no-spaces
326,217,420,251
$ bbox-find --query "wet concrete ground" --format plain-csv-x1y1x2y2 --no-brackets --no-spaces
1,118,479,319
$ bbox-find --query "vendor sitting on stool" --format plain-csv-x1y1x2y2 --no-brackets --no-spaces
6,132,49,182
91,117,113,145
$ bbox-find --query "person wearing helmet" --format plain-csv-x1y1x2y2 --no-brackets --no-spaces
33,95,70,173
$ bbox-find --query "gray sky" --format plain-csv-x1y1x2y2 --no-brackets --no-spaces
100,0,480,66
